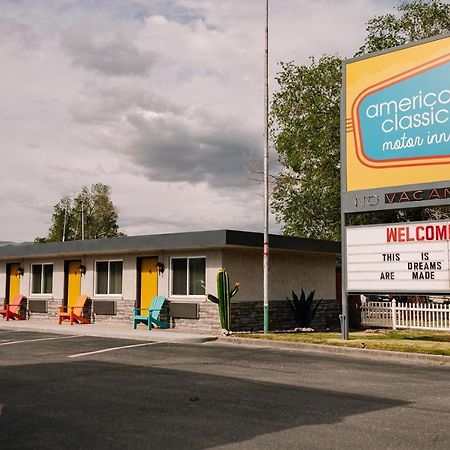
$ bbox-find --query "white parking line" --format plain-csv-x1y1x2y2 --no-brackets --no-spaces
0,335,81,346
68,342,159,358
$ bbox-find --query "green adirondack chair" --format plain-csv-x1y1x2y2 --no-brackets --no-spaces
132,296,168,330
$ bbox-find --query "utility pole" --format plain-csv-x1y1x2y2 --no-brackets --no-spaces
81,201,85,240
62,198,69,242
263,0,270,334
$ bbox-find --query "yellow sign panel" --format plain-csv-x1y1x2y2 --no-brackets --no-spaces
345,35,450,192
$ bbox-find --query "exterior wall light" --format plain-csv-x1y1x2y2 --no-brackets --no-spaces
78,265,87,276
17,267,24,277
156,262,165,275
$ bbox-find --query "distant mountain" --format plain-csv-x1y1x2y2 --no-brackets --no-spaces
0,241,33,246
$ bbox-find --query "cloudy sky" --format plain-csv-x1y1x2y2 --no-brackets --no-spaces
0,0,397,242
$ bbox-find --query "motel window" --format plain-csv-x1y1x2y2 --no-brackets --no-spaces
31,264,53,294
171,257,206,296
95,260,123,295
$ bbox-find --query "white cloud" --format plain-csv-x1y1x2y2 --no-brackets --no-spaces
62,31,158,77
0,0,395,241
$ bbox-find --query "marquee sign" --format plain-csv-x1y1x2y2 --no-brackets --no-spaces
346,221,450,293
342,34,450,213
341,36,450,339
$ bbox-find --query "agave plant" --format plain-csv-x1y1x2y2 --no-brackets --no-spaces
286,289,322,329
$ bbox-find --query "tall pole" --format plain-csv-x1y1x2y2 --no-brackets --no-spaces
263,0,270,334
62,198,68,242
81,201,85,240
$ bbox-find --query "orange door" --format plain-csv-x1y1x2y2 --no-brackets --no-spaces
7,263,21,304
66,261,81,309
139,258,158,311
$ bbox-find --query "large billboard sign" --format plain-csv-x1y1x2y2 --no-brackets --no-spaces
342,34,450,213
347,221,450,293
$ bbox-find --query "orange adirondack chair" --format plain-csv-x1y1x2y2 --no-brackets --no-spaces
0,294,28,321
58,295,90,325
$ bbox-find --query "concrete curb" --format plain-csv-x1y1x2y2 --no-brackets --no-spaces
0,321,218,344
214,336,450,366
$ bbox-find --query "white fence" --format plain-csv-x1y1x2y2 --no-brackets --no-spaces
361,300,450,331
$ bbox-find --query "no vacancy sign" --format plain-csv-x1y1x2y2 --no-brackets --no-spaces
346,221,450,293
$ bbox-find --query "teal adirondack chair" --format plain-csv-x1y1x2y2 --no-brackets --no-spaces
133,296,168,330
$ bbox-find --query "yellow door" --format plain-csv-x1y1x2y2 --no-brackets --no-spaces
67,261,81,309
139,258,158,311
7,263,21,303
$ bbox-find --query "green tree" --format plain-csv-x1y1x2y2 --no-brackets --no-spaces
271,56,342,240
357,0,450,55
271,0,450,240
35,183,126,242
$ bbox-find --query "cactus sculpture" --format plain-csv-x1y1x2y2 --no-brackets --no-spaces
206,268,239,334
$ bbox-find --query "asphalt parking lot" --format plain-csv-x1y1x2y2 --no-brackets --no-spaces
1,329,449,449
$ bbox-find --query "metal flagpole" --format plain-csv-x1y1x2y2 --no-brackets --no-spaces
263,0,270,334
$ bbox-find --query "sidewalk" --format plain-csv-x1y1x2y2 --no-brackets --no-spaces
0,319,218,344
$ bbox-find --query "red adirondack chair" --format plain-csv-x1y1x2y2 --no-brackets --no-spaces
0,294,28,321
58,295,90,325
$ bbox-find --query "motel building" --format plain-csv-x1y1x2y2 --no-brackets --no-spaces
0,230,340,332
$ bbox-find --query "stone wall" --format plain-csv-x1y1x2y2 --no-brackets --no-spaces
24,296,340,332
27,297,136,325
166,299,340,333
168,301,221,332
92,298,134,324
230,299,341,332
28,298,59,320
